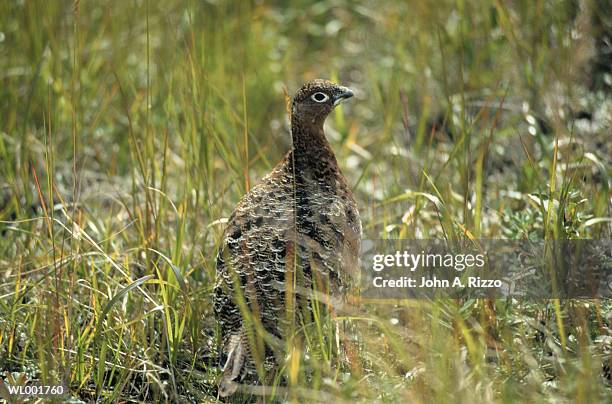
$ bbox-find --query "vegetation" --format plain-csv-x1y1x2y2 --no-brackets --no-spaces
0,0,610,402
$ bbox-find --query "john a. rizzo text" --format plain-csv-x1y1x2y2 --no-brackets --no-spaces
373,275,502,288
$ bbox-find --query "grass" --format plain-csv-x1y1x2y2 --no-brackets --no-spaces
0,0,610,402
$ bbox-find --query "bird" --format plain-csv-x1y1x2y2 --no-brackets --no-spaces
214,79,362,397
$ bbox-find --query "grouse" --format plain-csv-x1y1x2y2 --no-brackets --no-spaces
214,79,361,397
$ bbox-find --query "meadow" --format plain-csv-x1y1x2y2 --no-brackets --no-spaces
0,0,610,402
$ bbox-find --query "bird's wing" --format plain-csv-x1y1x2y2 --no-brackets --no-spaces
214,157,296,329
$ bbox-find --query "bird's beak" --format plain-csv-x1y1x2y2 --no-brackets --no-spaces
333,87,354,106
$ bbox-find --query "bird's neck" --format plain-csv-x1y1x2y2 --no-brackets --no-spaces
290,116,338,172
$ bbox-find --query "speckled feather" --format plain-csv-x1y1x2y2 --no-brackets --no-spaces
214,79,361,396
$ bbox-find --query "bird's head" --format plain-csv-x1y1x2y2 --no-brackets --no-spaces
291,79,354,128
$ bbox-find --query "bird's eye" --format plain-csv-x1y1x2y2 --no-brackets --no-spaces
311,92,329,103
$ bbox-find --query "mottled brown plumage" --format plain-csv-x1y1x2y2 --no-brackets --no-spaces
214,79,361,396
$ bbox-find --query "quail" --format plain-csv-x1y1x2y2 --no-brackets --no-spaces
214,79,361,396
